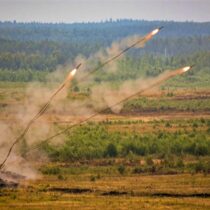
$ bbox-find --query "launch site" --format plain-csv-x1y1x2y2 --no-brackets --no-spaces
0,0,209,209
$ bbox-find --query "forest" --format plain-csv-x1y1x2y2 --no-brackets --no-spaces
0,20,209,83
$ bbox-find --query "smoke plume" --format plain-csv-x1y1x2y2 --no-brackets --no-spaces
0,28,163,180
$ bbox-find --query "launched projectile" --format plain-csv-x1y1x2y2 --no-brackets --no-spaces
181,65,194,73
64,63,81,83
145,26,164,40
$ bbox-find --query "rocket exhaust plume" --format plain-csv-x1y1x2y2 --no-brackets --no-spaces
0,64,81,170
171,65,193,75
81,27,163,79
182,65,193,72
65,63,81,82
23,65,192,154
145,26,164,41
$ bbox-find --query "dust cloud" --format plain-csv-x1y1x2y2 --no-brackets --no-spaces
0,29,164,180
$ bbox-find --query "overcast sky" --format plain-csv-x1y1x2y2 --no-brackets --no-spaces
0,0,209,23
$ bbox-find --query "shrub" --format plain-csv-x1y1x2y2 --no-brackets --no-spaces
194,143,208,156
57,174,66,180
200,118,205,123
105,143,118,157
41,166,61,175
194,161,205,173
165,122,171,127
90,175,96,182
193,122,198,128
166,92,174,97
118,165,125,175
133,167,144,174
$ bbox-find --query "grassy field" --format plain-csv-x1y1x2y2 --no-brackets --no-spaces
0,83,210,209
0,172,210,210
0,19,210,209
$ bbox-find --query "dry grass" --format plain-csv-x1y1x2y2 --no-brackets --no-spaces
0,173,210,210
0,85,210,209
1,195,210,210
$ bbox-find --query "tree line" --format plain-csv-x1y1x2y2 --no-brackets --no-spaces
0,20,209,82
0,51,209,82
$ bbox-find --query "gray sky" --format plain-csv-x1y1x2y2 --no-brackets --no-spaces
0,0,209,23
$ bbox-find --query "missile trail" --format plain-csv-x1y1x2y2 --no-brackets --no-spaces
0,28,162,169
32,63,81,121
79,27,163,80
0,64,80,170
22,27,163,125
21,26,160,129
25,65,193,154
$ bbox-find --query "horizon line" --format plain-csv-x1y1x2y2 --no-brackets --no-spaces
0,18,210,25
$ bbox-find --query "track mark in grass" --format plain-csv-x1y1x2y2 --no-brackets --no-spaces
102,191,128,196
49,187,93,194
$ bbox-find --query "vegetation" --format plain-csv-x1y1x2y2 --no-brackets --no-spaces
124,96,210,112
0,173,210,210
0,20,209,209
42,119,210,164
0,20,209,86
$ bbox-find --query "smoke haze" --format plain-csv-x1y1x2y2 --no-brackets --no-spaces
0,29,183,182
